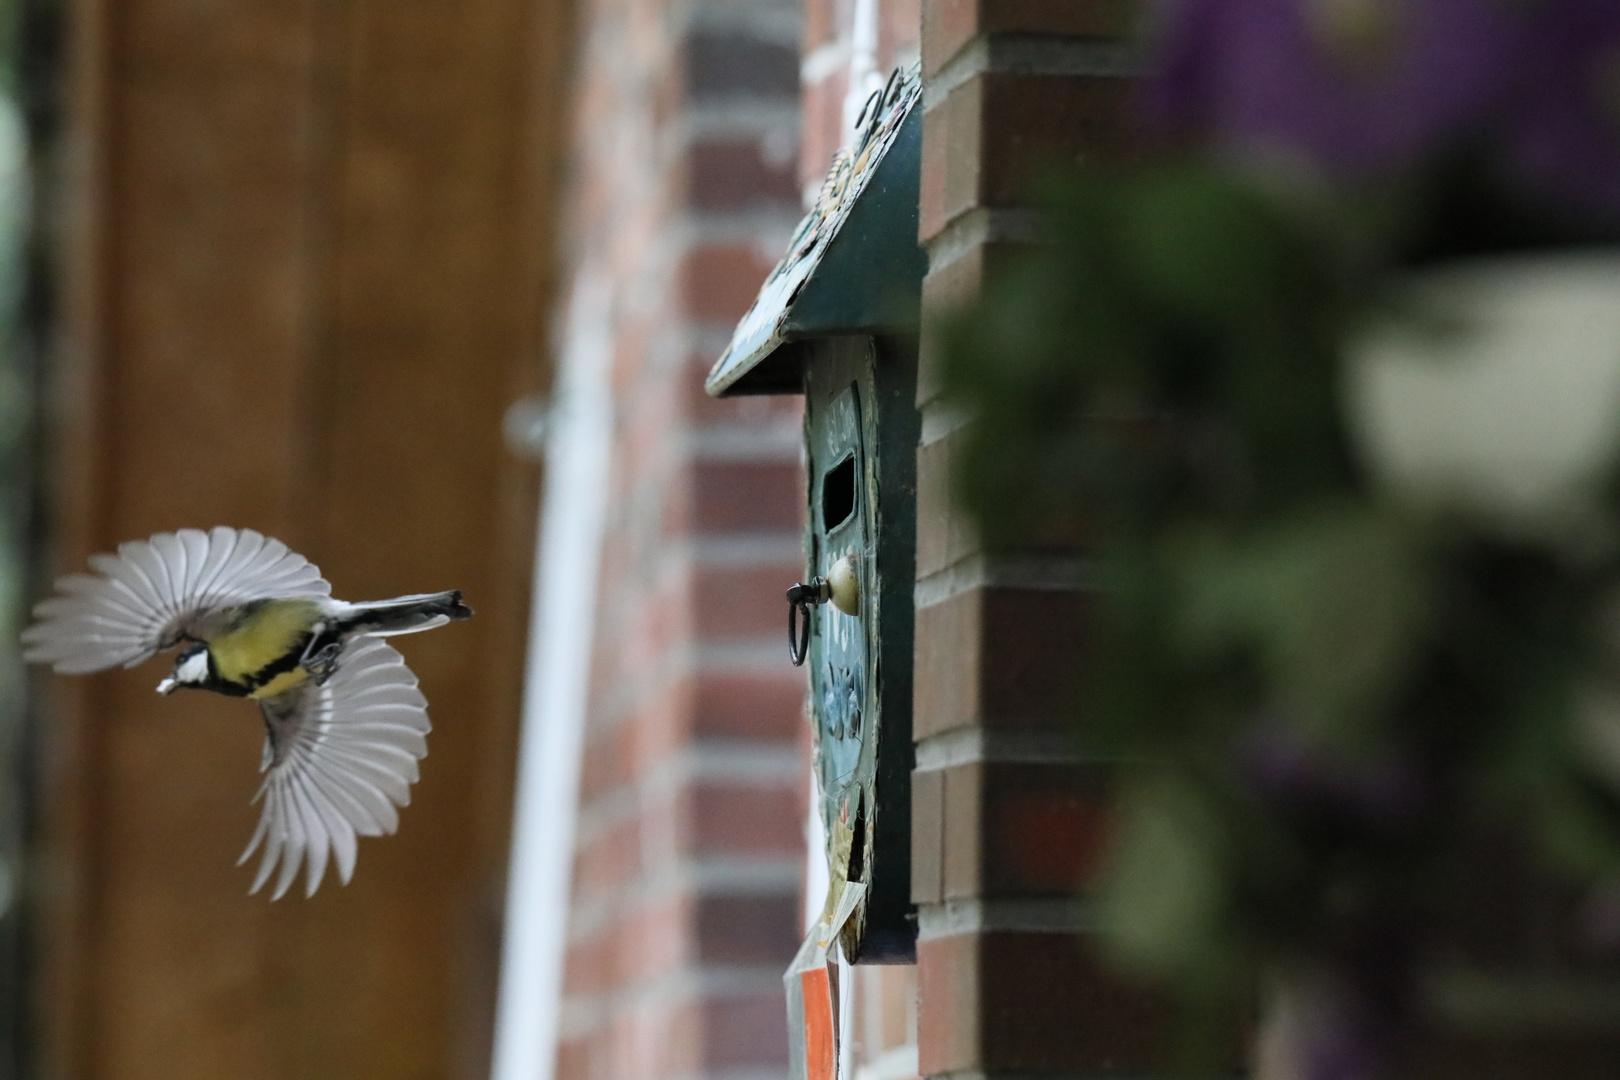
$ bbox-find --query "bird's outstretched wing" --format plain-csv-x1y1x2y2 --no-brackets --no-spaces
240,637,431,899
21,527,331,673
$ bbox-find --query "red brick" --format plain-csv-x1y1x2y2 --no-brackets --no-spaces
578,726,629,800
931,758,1118,899
911,767,945,904
685,31,800,101
692,671,807,741
687,351,806,424
980,587,1089,720
919,72,1131,243
993,788,1105,892
695,894,802,964
703,991,791,1067
617,572,693,680
803,0,838,52
638,788,688,878
555,1037,591,1080
691,782,805,855
913,585,1090,739
661,475,694,542
921,0,1133,77
979,933,1165,1071
920,237,986,321
688,138,800,212
564,928,615,996
682,242,778,323
615,366,684,468
694,561,806,638
619,687,695,782
914,432,979,580
978,72,1132,204
918,933,1166,1075
880,0,922,70
919,82,980,245
616,894,693,984
914,590,981,740
801,70,849,196
692,460,806,534
603,997,704,1079
573,814,642,902
917,933,980,1074
983,763,1110,895
941,763,983,900
919,241,1027,407
610,317,659,393
920,0,975,75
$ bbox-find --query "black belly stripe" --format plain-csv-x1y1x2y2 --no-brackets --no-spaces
235,631,315,694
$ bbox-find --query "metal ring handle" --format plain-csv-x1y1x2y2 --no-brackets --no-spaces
785,579,827,667
788,596,811,666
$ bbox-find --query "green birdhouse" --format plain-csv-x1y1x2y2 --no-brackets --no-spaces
706,64,923,964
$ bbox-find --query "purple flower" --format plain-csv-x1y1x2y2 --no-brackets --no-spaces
1236,723,1425,824
1499,0,1620,215
1263,966,1411,1080
1144,0,1524,178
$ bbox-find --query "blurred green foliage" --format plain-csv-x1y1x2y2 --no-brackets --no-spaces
946,167,1355,550
939,160,1620,1019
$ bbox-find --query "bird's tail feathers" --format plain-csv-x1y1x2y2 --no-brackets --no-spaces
334,590,473,637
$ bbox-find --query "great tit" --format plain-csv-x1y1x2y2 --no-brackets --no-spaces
21,526,472,899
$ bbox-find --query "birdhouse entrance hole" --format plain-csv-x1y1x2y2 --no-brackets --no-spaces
822,454,857,532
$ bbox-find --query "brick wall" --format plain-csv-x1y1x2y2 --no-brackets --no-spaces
910,2,1166,1078
552,0,813,1073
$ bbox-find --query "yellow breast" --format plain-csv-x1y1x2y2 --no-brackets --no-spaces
205,598,322,690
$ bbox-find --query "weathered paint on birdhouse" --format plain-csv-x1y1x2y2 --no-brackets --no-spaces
802,335,917,961
706,63,922,965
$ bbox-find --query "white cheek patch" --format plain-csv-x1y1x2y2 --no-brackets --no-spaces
177,650,210,684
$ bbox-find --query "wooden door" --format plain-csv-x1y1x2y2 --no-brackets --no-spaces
34,0,571,1076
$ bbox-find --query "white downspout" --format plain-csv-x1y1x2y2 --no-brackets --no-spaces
490,274,615,1080
840,0,884,144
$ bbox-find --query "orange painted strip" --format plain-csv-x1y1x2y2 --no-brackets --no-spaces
802,966,836,1080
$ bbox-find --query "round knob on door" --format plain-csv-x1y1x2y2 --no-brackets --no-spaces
825,554,860,615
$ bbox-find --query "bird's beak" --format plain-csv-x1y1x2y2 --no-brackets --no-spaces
156,676,177,695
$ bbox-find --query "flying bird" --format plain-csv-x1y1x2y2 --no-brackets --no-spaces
21,527,472,899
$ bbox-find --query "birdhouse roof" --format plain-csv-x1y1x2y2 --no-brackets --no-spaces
705,62,926,398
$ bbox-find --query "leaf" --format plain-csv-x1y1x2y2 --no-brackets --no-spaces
1099,771,1237,987
1170,503,1430,743
1120,166,1307,329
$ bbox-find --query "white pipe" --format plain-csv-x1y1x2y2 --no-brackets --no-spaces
803,775,828,932
840,0,884,145
490,274,616,1080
